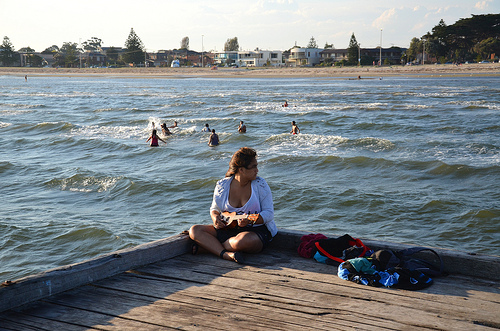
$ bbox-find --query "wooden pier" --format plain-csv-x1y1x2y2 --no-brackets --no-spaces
1,230,499,330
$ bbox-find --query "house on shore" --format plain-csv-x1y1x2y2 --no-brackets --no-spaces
320,47,406,66
213,50,283,67
149,49,213,67
286,47,323,67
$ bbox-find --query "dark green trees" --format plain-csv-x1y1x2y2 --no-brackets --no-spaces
224,37,239,51
123,28,145,65
0,37,16,66
424,14,500,62
347,33,359,65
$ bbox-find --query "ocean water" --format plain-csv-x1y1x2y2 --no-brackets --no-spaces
1,73,499,281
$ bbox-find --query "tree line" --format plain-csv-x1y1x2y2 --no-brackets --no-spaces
1,14,499,67
406,14,500,63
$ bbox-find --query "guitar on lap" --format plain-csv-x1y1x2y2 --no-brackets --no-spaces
221,212,260,229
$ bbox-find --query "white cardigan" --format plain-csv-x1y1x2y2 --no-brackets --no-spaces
210,176,278,237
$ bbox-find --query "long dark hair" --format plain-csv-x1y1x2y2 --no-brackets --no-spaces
225,147,257,177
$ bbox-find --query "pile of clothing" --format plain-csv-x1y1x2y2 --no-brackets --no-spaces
298,233,444,290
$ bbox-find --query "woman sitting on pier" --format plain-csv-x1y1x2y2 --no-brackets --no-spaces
189,147,277,263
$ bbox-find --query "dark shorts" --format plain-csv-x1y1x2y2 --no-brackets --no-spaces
216,225,273,249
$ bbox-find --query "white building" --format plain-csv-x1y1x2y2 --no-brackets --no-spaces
287,47,323,66
213,50,283,67
236,50,283,67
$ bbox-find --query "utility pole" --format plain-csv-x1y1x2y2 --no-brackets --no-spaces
358,43,361,66
379,29,383,66
79,38,82,69
202,35,204,67
422,39,425,65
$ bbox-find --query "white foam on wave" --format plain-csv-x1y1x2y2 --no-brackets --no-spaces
0,122,12,128
261,133,396,158
264,133,348,156
61,176,120,193
70,124,144,140
447,100,500,110
26,92,96,98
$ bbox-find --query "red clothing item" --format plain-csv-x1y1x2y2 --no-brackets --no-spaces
150,136,159,146
298,233,327,258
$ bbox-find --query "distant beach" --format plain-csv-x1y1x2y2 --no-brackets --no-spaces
1,63,499,79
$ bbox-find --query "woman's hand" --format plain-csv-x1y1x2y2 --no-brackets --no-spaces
212,212,227,229
237,218,251,227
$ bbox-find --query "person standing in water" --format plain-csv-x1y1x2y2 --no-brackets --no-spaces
146,129,166,147
161,123,172,135
238,121,247,133
290,121,300,134
202,123,211,132
208,129,219,146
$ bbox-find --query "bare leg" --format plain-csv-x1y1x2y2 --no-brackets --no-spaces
227,232,263,253
189,225,263,261
189,224,236,261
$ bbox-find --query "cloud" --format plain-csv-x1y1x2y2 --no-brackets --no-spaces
475,0,492,10
372,8,397,29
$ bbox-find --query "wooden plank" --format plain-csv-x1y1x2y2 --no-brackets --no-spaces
136,251,500,330
189,251,500,310
7,289,191,330
1,248,499,330
91,273,354,330
1,228,499,330
0,309,103,330
95,271,404,331
42,285,294,330
0,234,191,313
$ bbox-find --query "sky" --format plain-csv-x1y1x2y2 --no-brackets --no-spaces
1,0,499,53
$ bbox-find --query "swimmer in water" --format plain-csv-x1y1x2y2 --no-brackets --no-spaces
161,123,172,135
146,129,167,147
208,129,219,146
202,123,211,132
290,121,300,135
238,121,247,133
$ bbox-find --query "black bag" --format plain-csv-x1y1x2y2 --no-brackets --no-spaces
370,247,445,277
390,267,434,290
396,247,445,277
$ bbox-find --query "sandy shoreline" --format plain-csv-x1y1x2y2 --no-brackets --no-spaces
1,63,499,78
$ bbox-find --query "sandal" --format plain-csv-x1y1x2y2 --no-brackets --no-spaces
192,243,199,255
220,249,245,264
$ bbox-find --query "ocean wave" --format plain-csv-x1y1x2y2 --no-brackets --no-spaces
263,133,395,156
0,102,46,109
0,161,14,172
393,91,461,98
0,122,12,128
422,160,500,178
45,173,122,193
69,124,148,140
21,92,96,98
33,122,76,134
448,100,500,110
349,137,395,151
93,107,130,112
466,142,499,155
